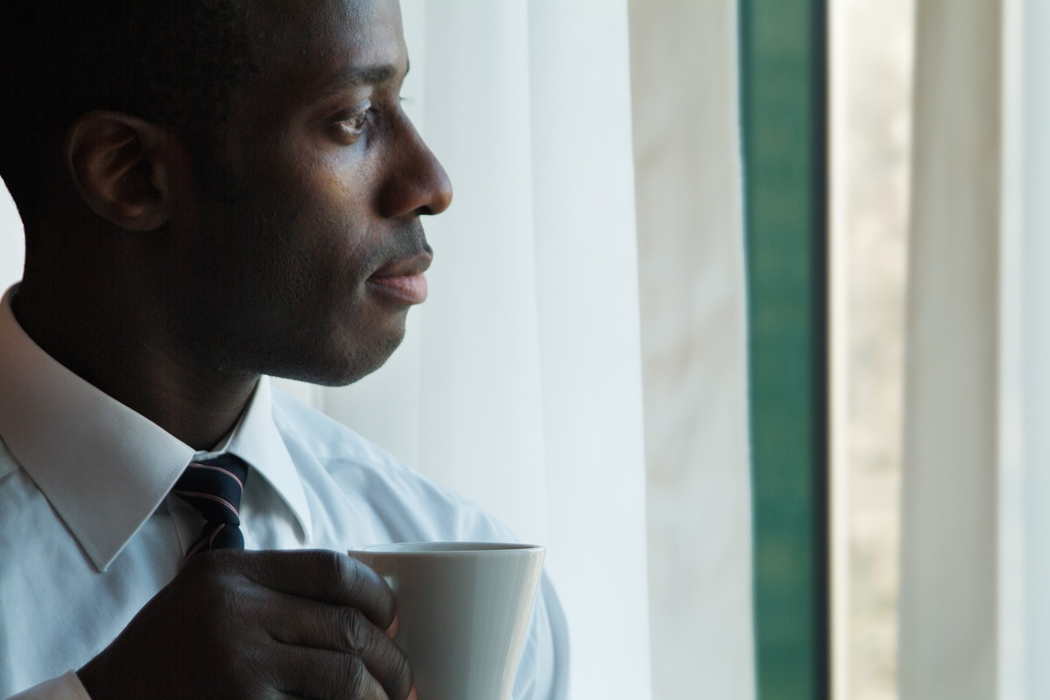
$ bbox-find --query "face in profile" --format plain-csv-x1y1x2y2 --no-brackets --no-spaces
165,0,452,386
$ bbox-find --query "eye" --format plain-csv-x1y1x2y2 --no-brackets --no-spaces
340,110,369,132
329,101,373,144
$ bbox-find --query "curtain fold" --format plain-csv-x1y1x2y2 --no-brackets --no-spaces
897,1,1001,697
628,1,755,699
1004,0,1050,697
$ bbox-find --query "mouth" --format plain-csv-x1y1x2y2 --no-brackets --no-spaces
367,251,433,305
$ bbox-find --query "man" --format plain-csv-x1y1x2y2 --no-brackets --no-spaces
0,1,568,698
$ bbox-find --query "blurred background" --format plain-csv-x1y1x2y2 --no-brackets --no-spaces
3,0,1049,699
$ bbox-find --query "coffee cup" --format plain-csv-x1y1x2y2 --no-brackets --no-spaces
349,542,545,700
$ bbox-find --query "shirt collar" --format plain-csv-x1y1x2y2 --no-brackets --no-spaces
0,284,312,572
198,376,313,544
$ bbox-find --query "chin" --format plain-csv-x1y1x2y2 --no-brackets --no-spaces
276,326,406,387
257,303,410,386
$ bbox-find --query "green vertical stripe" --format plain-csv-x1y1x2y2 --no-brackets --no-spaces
740,0,829,698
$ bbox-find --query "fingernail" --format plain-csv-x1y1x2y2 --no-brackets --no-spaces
408,687,418,700
386,615,399,638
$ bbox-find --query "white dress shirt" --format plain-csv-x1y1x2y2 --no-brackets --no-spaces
0,286,569,699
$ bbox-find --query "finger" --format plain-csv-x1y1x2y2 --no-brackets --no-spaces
273,645,395,700
264,595,413,700
231,549,397,630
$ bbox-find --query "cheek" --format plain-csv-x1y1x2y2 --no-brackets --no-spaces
288,197,372,291
244,200,377,336
291,164,381,280
202,137,396,358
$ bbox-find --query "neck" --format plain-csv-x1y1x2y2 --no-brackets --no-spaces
13,268,258,451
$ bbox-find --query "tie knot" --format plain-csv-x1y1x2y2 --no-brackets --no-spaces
173,453,250,561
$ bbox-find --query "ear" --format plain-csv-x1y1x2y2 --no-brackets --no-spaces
66,111,180,231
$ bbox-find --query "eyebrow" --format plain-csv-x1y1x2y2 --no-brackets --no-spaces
325,60,410,92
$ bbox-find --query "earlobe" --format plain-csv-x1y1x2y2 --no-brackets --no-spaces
66,111,175,231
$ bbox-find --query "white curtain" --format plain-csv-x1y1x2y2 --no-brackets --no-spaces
897,0,1050,697
628,1,755,699
896,1,1000,698
1003,0,1050,697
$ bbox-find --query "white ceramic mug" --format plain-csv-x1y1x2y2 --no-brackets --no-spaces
349,542,545,700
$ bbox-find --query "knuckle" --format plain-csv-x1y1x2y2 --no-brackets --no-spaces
235,637,274,688
341,654,367,698
388,643,413,694
326,550,360,597
374,577,395,618
340,608,373,659
341,607,365,653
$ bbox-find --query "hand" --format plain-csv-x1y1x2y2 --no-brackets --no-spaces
77,549,416,700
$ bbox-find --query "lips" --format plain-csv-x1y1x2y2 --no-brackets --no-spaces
368,272,428,304
367,252,432,305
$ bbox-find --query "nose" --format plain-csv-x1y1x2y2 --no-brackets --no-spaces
377,113,453,218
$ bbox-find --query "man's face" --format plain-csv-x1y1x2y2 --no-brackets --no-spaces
163,0,450,385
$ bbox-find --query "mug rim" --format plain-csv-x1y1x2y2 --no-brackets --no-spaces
351,541,544,555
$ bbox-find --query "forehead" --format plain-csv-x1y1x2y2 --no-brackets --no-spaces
249,0,406,94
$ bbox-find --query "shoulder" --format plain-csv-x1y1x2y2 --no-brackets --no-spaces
0,434,77,545
0,434,85,590
269,389,516,544
0,435,49,523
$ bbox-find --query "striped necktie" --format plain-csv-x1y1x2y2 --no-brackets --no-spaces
172,453,249,563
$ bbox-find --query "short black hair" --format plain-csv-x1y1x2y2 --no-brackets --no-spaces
0,1,253,224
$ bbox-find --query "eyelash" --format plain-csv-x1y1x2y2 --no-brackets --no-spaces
330,96,405,145
339,108,371,134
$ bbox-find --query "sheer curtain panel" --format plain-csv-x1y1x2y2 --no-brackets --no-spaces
1002,0,1050,696
900,0,1050,696
628,1,755,698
